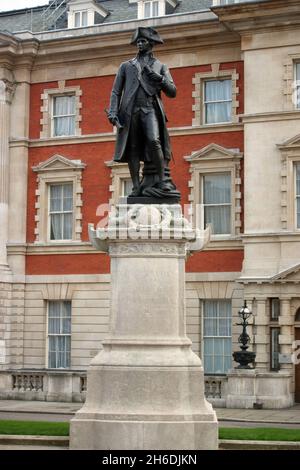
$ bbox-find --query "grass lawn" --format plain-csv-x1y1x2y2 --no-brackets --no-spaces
0,420,69,436
0,421,299,442
219,427,300,442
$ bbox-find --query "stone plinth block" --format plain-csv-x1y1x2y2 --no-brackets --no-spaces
70,204,217,450
226,369,293,409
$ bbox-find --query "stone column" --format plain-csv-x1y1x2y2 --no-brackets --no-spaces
70,204,217,450
253,299,269,371
0,79,14,276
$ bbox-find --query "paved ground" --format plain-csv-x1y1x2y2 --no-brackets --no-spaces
0,400,299,428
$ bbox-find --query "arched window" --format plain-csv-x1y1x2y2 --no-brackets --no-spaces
295,307,300,322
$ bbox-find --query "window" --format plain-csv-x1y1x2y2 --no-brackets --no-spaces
52,95,76,137
270,327,280,371
122,179,133,197
295,63,300,109
32,155,85,243
48,301,71,369
296,163,300,228
40,81,82,139
203,300,232,374
185,144,242,240
270,298,280,321
74,10,88,27
144,1,159,17
192,65,239,127
49,183,73,241
204,79,232,124
202,173,231,235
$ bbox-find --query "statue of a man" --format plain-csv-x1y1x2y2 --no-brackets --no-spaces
107,27,180,201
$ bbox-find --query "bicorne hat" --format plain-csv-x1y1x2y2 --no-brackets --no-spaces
130,27,164,45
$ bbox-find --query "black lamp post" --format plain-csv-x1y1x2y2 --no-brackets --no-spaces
233,301,256,369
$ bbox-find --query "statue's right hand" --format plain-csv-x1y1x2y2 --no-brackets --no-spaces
107,113,118,126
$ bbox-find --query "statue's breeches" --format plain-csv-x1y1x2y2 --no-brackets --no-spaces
126,108,164,163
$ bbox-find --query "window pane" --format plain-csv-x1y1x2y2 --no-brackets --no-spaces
204,205,231,235
63,213,72,239
50,185,62,212
205,80,231,102
63,184,73,211
54,116,75,136
153,1,159,16
205,102,231,124
204,174,231,204
270,298,280,321
50,214,63,240
270,328,280,371
61,301,71,318
122,179,133,197
144,2,151,17
297,63,300,81
74,11,80,27
82,11,88,26
53,96,75,116
48,336,70,368
296,164,300,195
297,164,300,228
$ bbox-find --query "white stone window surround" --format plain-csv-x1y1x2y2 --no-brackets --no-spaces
106,160,143,205
74,10,88,27
137,0,177,19
192,64,239,127
278,135,300,231
40,81,82,139
67,0,108,28
32,154,86,244
185,143,243,241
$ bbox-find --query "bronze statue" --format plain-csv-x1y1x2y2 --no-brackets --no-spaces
107,27,180,201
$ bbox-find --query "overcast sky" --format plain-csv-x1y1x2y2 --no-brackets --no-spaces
0,0,48,12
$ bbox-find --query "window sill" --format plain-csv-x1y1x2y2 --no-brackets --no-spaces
27,242,96,255
203,237,243,251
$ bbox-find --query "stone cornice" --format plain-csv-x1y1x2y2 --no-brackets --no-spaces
0,32,39,69
13,12,240,68
212,0,300,33
242,110,300,124
10,124,243,148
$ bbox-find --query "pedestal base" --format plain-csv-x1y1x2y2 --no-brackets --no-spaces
226,369,293,409
70,418,218,450
70,204,217,449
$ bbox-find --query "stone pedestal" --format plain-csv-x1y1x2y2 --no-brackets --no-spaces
226,369,293,409
70,204,218,450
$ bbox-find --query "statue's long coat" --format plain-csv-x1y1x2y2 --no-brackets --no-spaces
108,55,176,162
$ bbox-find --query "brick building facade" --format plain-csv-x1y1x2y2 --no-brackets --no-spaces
0,0,299,406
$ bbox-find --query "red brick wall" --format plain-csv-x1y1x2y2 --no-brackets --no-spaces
26,253,110,275
186,250,244,272
29,62,244,138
